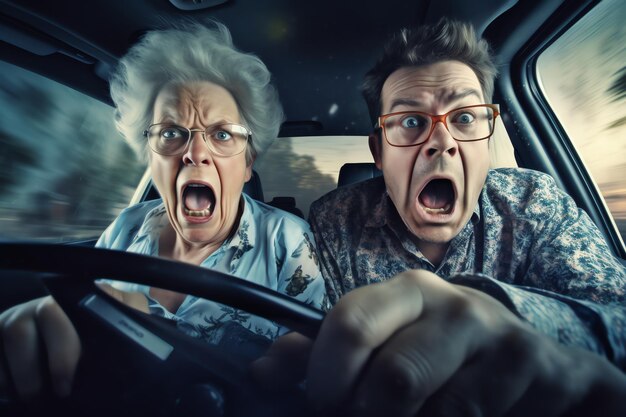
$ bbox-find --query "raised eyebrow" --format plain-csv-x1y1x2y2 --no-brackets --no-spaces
206,120,234,128
445,89,482,104
152,118,182,127
388,98,423,113
152,107,181,123
202,120,245,132
155,120,235,129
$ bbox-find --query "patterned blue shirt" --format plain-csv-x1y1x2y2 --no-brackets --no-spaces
309,168,626,369
97,193,329,342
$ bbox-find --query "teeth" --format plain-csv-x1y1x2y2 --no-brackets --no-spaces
184,207,213,217
183,183,213,217
423,204,452,214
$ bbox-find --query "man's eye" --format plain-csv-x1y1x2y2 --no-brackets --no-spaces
452,112,475,124
401,115,427,129
213,130,232,141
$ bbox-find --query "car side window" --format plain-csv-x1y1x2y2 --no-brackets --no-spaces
536,0,626,243
0,61,144,243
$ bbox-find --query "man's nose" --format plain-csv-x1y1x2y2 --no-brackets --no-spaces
422,121,458,158
182,130,212,166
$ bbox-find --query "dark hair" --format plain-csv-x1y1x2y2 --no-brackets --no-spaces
362,18,497,124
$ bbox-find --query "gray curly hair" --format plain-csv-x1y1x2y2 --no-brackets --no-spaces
109,20,283,165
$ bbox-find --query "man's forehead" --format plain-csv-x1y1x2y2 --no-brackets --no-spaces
381,61,483,111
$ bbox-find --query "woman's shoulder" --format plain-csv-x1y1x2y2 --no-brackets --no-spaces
112,199,165,230
240,194,315,259
96,199,164,249
243,194,310,232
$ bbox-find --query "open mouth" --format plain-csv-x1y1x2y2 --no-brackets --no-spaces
182,183,215,217
418,179,455,215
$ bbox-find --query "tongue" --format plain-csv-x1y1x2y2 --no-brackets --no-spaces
184,186,213,211
419,179,454,209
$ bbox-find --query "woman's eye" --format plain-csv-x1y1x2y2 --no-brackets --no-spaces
161,128,183,140
214,130,232,141
453,112,475,124
401,115,427,129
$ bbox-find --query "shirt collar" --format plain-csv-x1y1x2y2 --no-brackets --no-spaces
134,202,168,243
223,194,257,251
134,196,256,255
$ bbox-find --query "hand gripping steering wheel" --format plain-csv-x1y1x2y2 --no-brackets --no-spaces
0,243,324,417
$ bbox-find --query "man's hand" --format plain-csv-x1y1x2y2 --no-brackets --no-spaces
252,269,626,416
0,285,149,401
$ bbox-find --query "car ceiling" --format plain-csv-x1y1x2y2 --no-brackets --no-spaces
0,0,551,137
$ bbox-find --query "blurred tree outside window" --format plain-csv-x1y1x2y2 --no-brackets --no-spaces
255,136,373,218
0,61,145,242
537,0,626,243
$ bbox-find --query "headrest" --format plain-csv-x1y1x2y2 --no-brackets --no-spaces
266,196,304,218
337,163,382,188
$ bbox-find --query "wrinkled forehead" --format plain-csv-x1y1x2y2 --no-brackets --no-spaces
152,81,241,124
381,61,484,113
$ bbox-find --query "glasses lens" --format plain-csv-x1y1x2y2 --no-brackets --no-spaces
384,113,431,146
147,124,190,155
447,106,495,141
205,124,249,156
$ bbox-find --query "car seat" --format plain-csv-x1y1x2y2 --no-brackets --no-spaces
337,162,382,187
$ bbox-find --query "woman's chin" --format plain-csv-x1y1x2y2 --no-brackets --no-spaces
175,209,220,242
179,227,221,245
173,202,239,246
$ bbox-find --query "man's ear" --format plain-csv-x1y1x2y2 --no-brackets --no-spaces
368,132,383,170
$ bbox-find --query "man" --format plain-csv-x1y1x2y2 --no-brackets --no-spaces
252,19,626,416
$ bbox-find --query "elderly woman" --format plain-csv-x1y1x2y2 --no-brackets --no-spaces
100,21,327,339
0,21,326,400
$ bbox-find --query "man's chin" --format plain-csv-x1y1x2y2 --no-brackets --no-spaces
412,227,459,245
404,216,462,245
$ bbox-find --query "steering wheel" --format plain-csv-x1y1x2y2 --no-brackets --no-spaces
0,243,324,417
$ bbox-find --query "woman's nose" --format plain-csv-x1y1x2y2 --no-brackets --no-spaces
182,130,212,166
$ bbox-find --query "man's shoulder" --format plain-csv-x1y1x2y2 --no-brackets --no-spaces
487,167,555,185
310,176,386,223
484,168,563,219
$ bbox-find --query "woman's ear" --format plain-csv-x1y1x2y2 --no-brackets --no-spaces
245,156,255,182
368,132,383,170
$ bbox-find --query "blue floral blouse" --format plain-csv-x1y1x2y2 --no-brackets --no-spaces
96,193,329,342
